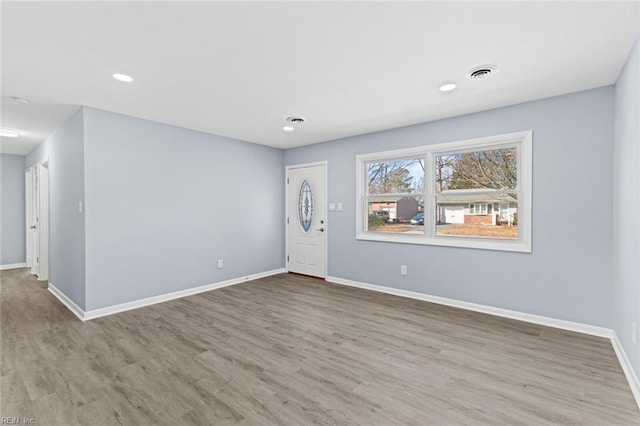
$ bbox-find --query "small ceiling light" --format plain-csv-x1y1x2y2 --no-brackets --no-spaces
11,97,31,105
0,128,21,137
439,83,457,92
112,73,134,82
283,126,295,132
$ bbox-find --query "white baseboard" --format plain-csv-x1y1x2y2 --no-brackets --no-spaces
48,283,85,321
0,262,27,270
325,275,640,408
84,268,286,320
326,276,612,338
612,332,640,409
49,268,287,321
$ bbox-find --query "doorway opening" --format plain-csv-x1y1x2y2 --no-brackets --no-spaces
25,160,49,281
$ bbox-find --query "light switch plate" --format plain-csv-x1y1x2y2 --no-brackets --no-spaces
337,202,343,211
329,203,336,211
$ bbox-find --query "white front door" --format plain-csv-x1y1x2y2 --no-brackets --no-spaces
286,163,327,278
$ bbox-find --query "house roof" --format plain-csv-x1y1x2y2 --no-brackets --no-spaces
437,189,517,204
369,190,516,204
369,195,421,203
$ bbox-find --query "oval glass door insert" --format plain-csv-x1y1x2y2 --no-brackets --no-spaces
298,180,313,233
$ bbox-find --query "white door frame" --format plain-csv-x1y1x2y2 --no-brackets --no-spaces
285,161,328,278
37,161,50,281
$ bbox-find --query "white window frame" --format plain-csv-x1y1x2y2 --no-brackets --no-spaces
365,155,425,226
356,131,532,253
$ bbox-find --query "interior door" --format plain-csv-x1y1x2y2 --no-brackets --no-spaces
25,163,49,280
27,166,40,276
287,163,327,278
25,168,33,270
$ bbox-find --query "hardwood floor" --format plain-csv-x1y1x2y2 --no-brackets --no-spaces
1,268,638,425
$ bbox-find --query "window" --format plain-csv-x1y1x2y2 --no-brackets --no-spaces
469,203,492,215
356,131,532,252
365,158,424,234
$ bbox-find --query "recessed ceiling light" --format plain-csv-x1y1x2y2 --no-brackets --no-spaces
286,116,305,123
439,83,457,92
283,126,295,132
112,73,134,82
0,128,21,138
11,97,31,105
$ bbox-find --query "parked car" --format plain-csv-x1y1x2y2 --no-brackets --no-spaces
373,210,390,222
410,212,424,225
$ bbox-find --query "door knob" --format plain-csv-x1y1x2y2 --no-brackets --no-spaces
317,228,325,232
30,225,36,229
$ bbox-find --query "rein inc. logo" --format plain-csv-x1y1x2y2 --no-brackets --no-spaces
1,418,35,425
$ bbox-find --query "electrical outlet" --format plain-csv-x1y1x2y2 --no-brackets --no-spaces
633,322,637,345
217,259,224,269
400,265,407,276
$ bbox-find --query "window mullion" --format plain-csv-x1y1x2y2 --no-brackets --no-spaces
425,151,435,238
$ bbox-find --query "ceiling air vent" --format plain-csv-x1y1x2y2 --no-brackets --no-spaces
467,65,498,80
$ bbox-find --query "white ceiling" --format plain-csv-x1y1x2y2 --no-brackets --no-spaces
0,97,79,155
1,1,638,154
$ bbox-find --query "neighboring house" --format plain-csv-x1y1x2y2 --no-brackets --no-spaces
369,196,421,222
437,189,517,226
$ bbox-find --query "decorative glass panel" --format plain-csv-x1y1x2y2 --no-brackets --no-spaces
298,180,313,233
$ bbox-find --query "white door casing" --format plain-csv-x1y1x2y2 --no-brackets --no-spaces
37,163,50,281
286,162,327,278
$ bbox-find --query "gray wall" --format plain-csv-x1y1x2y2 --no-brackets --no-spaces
612,38,639,375
285,86,614,327
25,110,86,309
0,154,25,265
83,108,284,310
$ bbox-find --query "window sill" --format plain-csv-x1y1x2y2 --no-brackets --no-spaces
356,232,531,253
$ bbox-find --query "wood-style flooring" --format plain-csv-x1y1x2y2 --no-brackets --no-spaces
1,268,638,425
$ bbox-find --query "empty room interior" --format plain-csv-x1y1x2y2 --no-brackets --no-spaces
1,1,640,424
